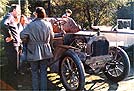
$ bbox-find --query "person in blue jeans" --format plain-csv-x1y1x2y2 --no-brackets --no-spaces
20,7,54,91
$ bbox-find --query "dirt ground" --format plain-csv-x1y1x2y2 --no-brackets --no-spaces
16,66,134,91
0,63,134,91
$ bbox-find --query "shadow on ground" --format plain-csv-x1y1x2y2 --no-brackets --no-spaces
0,63,134,91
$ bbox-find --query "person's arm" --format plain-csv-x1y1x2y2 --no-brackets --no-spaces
1,14,13,38
20,25,30,43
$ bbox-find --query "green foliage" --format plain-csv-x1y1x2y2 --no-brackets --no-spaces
0,32,7,65
0,0,8,64
0,0,8,20
24,0,31,17
0,34,5,56
51,0,128,29
0,0,129,29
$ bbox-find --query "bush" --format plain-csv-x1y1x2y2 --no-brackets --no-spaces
0,32,8,65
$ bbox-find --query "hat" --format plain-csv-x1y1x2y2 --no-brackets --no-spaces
66,9,72,14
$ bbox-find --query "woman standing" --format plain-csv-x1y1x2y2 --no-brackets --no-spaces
20,7,54,91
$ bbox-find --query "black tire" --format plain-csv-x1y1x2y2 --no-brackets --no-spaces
59,50,85,91
104,47,130,82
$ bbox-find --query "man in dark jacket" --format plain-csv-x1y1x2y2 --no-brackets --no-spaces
1,4,21,88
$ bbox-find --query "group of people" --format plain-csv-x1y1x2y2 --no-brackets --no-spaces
1,4,73,91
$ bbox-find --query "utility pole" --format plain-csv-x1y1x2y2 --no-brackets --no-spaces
18,0,21,12
48,0,51,16
18,0,20,6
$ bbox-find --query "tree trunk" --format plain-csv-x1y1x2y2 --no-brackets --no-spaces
85,2,92,29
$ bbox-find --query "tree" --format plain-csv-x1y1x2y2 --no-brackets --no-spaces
0,0,8,20
51,0,128,29
0,0,9,64
23,0,31,17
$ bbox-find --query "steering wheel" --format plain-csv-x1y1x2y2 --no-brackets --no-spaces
54,19,67,25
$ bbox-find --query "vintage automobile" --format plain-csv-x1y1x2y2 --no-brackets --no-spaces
92,19,134,66
46,18,131,91
45,17,85,90
17,17,85,90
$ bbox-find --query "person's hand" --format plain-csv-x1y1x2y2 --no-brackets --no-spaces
60,30,66,36
5,37,13,42
62,30,66,35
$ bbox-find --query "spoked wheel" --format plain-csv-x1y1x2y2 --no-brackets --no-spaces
59,50,85,90
104,47,130,82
